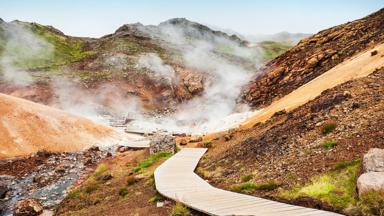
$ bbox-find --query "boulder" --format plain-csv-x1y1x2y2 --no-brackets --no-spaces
189,135,203,143
14,198,43,216
149,133,176,155
116,146,131,153
179,138,189,146
357,172,384,195
183,74,204,95
363,148,384,172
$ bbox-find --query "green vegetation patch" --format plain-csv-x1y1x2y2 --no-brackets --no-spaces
322,122,337,134
132,151,172,173
358,190,384,216
280,160,360,209
241,174,253,182
3,22,95,69
259,41,291,61
170,202,191,216
118,187,129,197
202,141,212,148
232,181,280,193
322,140,338,150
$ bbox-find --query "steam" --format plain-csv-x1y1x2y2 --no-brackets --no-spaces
0,20,264,134
137,53,178,85
0,22,53,86
125,23,263,134
51,76,143,125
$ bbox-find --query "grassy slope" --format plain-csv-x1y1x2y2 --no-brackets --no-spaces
258,41,292,61
0,21,94,69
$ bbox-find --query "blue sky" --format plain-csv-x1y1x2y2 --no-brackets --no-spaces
0,0,382,37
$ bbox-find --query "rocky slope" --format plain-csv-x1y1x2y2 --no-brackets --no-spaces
242,8,384,109
200,67,384,215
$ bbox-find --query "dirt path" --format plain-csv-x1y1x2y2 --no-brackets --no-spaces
240,43,384,128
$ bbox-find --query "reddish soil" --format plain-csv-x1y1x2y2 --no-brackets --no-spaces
199,69,384,211
0,93,132,159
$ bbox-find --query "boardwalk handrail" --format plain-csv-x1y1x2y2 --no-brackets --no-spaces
154,148,342,216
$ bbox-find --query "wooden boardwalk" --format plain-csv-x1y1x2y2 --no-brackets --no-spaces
155,148,342,216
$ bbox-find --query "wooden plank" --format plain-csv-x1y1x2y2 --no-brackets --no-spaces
155,148,343,216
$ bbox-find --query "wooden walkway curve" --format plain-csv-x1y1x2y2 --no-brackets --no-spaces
155,148,342,216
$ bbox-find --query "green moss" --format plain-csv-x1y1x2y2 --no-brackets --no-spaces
358,190,384,216
202,141,212,148
241,174,253,182
170,202,191,216
118,187,129,197
322,140,338,149
280,160,360,209
322,123,337,134
133,151,172,173
232,181,280,193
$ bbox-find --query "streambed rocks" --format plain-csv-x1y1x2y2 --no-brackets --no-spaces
0,147,110,215
14,198,43,216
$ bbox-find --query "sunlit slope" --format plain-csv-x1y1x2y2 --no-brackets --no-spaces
242,42,384,128
0,93,140,159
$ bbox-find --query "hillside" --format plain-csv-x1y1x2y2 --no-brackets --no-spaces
0,93,142,159
0,18,290,115
242,8,384,109
194,8,384,215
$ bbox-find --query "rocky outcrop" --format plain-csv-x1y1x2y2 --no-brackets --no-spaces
357,172,384,195
14,198,43,216
183,74,204,95
242,8,384,108
363,148,384,172
149,133,176,154
357,148,384,195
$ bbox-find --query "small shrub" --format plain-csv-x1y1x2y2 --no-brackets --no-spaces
148,193,164,203
359,190,384,216
322,123,336,134
202,141,212,148
94,163,108,177
119,187,129,197
67,189,82,199
127,176,137,185
322,140,338,149
241,174,253,182
170,202,191,216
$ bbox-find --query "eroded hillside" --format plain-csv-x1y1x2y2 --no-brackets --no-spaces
242,8,384,108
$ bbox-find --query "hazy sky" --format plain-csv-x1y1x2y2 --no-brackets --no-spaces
0,0,382,38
